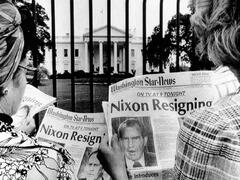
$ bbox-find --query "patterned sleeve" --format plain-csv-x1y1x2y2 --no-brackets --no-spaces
0,120,75,180
174,107,240,180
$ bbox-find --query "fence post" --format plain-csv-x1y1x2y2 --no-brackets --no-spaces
159,0,163,37
176,0,180,72
142,0,147,74
89,0,94,112
31,0,38,87
51,0,57,100
125,0,129,74
70,0,75,111
107,0,111,85
159,0,164,73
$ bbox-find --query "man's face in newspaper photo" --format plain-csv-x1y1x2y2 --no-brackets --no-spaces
120,125,148,162
86,152,103,180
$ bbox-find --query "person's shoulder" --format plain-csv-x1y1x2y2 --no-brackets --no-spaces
178,92,240,154
175,93,240,179
183,93,240,126
216,93,240,117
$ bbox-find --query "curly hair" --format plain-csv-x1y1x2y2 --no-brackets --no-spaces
190,0,240,74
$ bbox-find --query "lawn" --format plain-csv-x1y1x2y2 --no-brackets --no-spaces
39,79,109,113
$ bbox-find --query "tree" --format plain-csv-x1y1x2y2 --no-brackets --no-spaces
165,13,194,71
146,26,171,73
146,13,214,72
167,13,214,70
16,0,51,65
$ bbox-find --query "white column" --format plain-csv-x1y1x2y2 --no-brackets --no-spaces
113,41,118,74
99,41,104,74
128,43,131,73
84,41,89,72
119,48,123,71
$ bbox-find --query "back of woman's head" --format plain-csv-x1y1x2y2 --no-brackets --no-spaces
191,0,240,70
0,0,24,90
0,1,34,92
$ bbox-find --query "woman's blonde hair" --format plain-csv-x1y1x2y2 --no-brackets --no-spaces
190,0,240,70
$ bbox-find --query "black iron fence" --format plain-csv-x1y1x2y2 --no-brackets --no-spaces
31,0,187,113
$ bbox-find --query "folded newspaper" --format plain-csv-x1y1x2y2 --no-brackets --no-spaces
104,68,239,180
36,106,109,180
12,84,56,132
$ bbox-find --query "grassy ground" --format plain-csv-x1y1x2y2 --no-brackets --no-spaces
39,79,109,113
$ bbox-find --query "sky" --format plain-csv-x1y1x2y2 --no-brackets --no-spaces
36,0,191,37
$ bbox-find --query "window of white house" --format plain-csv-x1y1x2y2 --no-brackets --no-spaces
75,49,79,57
131,49,135,57
64,49,68,57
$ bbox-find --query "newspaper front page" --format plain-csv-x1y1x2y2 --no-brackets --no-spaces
36,106,109,180
106,70,239,180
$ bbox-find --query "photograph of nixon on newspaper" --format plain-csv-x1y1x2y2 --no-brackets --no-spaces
112,117,157,169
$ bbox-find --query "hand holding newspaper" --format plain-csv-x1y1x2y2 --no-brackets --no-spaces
12,84,56,134
104,68,239,180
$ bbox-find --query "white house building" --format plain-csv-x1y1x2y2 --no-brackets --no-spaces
45,25,143,76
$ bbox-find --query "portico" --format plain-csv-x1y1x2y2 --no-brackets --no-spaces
46,25,143,76
83,25,132,74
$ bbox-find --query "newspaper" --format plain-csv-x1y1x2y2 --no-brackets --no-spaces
36,106,109,180
105,69,239,180
12,84,56,133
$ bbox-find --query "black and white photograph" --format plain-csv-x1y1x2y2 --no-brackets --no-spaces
1,0,238,179
112,117,157,168
78,147,107,180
